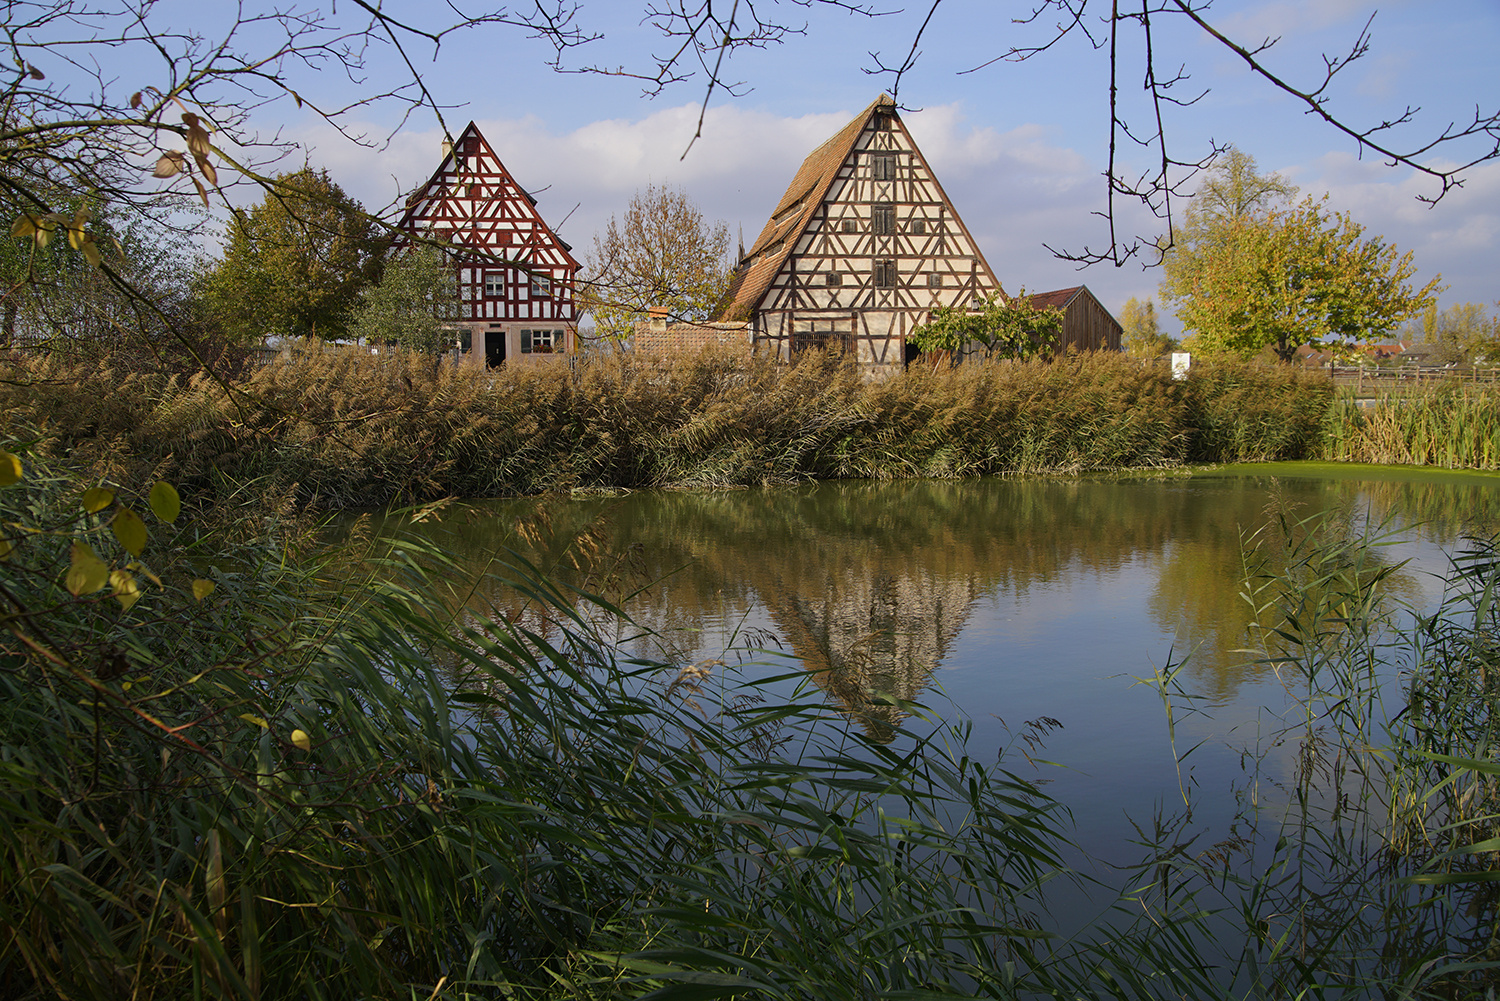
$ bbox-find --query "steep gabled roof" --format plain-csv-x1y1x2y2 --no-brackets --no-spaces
396,121,578,270
714,95,894,321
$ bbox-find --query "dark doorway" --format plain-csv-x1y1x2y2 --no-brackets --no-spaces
904,340,921,369
485,327,506,368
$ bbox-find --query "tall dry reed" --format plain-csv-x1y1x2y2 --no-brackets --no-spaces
1324,385,1500,469
1,345,1340,509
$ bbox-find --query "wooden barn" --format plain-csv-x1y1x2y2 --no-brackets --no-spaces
1024,286,1123,353
396,121,578,366
711,94,1004,373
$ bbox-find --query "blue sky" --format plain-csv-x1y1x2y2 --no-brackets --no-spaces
205,1,1500,335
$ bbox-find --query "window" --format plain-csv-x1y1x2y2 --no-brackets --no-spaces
792,318,852,354
910,219,926,236
826,272,843,287
874,260,897,287
531,274,552,298
873,112,892,131
927,273,943,289
841,219,857,234
521,328,562,354
872,203,895,235
484,271,505,297
871,153,896,180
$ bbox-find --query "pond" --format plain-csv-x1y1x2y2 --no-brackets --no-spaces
399,463,1500,902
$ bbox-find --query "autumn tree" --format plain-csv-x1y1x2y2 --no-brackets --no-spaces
1164,195,1439,362
1158,148,1296,326
581,185,731,341
1423,302,1500,364
1161,150,1438,362
196,169,385,343
1119,297,1175,356
348,245,460,353
1,187,203,350
910,290,1063,361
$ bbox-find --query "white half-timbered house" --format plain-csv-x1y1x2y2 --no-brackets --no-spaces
396,121,578,366
712,94,1004,371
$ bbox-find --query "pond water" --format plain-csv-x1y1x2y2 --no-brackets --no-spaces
403,463,1500,895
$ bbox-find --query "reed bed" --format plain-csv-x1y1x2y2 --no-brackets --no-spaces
1324,384,1500,469
0,345,1335,510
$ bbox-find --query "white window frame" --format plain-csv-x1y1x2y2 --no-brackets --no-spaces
521,327,561,354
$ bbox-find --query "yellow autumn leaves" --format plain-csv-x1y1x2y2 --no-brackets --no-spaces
10,206,106,267
0,449,214,609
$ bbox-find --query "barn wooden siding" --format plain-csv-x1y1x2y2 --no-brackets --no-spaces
1025,286,1123,353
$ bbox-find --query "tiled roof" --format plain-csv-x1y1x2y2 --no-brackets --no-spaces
1022,287,1083,311
713,95,896,321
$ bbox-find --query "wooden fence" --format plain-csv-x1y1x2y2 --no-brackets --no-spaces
1322,364,1500,392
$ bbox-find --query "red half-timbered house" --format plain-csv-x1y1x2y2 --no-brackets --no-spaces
396,121,578,365
712,94,1004,372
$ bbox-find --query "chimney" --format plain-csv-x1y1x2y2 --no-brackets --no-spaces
647,306,670,328
441,138,453,160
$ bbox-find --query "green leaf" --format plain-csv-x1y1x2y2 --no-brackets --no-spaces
148,481,181,523
0,450,21,486
82,486,115,512
66,541,109,596
112,508,148,557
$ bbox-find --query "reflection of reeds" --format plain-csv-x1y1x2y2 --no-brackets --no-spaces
1134,513,1500,995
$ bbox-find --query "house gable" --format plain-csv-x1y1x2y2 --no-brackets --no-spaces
396,122,578,330
714,95,1003,368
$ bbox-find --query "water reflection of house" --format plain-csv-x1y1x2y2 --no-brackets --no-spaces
765,570,979,742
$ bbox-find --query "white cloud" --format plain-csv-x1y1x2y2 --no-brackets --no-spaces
1295,151,1500,308
287,94,1488,328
